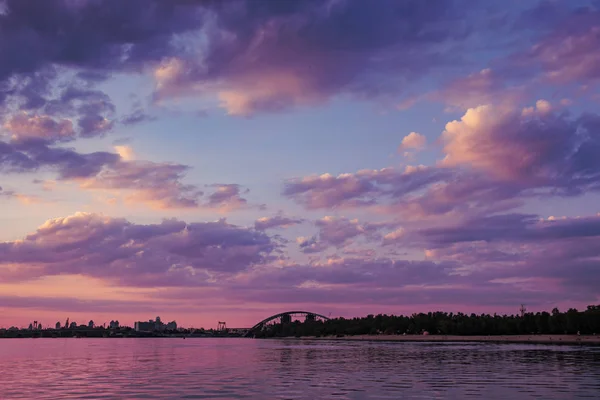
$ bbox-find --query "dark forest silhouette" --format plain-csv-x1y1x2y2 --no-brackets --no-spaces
255,305,600,338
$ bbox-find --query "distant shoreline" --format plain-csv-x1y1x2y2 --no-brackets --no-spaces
2,333,599,345
294,334,600,346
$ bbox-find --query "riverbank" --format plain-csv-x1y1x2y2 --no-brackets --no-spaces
298,334,600,345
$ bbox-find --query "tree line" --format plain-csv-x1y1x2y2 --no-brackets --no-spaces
255,305,600,338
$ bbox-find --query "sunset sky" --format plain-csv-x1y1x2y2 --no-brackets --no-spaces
1,0,600,329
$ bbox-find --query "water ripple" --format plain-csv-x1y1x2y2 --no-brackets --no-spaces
0,339,599,399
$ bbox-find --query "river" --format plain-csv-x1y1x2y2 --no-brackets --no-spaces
1,338,599,399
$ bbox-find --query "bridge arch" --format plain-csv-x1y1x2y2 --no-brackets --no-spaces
246,311,330,336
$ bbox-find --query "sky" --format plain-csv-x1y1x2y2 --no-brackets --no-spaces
1,0,600,329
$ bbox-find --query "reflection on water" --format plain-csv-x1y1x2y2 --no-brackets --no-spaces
1,338,599,399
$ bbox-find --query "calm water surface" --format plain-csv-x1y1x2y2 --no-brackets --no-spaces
1,338,599,399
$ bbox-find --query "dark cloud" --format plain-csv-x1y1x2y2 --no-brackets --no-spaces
0,0,205,134
152,0,481,115
0,0,503,117
0,0,203,81
0,0,593,120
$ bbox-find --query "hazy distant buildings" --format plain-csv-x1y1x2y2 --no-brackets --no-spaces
88,320,94,328
27,321,43,330
109,320,119,329
134,316,177,332
134,320,154,332
166,321,177,330
69,321,77,329
55,322,61,329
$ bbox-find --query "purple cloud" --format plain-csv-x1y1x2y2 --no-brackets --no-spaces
0,139,254,210
413,213,600,296
283,167,453,210
0,0,203,82
79,159,201,209
204,184,249,211
419,213,600,247
295,216,403,254
120,108,156,126
0,295,160,314
0,212,276,286
2,76,118,142
254,214,304,231
282,166,506,219
0,0,482,119
152,0,481,115
285,104,600,222
314,216,366,247
441,102,600,193
0,139,119,177
2,113,75,141
516,3,600,84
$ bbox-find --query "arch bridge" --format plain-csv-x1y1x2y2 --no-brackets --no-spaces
245,311,330,337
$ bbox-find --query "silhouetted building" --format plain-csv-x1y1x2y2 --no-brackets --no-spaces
134,317,177,332
55,321,61,329
135,320,154,332
88,320,94,328
69,321,77,329
166,321,177,330
109,320,119,329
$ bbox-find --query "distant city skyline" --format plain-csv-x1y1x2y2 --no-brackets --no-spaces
1,0,600,328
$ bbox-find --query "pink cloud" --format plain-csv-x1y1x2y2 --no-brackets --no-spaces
2,210,598,324
295,216,403,254
254,214,304,231
78,160,201,209
1,140,254,210
3,113,75,141
283,167,452,211
0,186,44,204
398,132,426,152
204,184,249,211
435,68,526,111
149,1,481,115
441,102,600,191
